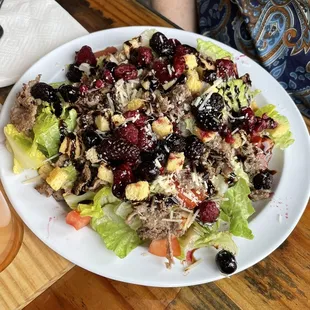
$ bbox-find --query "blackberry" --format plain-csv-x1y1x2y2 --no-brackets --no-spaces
150,32,173,56
98,138,140,163
253,170,273,190
66,64,82,82
31,82,59,103
165,134,186,152
215,250,237,275
195,111,222,131
112,163,134,199
153,141,170,165
185,135,205,160
82,129,101,149
135,161,159,182
58,85,79,103
203,70,217,84
207,93,224,112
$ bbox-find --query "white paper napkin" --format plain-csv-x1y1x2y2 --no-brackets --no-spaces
0,0,88,87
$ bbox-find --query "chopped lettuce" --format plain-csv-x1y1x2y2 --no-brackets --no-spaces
255,104,294,149
33,107,60,157
231,159,249,184
64,191,96,209
91,203,141,258
93,186,120,207
60,106,77,132
4,124,46,174
77,202,104,218
197,39,233,60
62,165,78,189
220,178,255,239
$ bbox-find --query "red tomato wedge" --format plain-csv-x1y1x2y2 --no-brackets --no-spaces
176,182,206,209
149,236,181,257
66,211,91,230
94,46,118,58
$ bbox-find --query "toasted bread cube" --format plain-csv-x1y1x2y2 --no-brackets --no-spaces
38,163,54,180
126,98,144,111
46,167,67,191
112,114,126,127
186,70,202,94
152,117,173,139
194,127,216,143
95,115,110,132
232,133,242,149
184,54,198,70
85,148,100,164
97,164,113,184
125,181,150,201
166,152,185,173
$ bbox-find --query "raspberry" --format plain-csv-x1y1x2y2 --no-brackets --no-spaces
112,163,134,198
115,123,139,145
75,45,97,66
150,32,173,56
66,64,83,82
79,84,88,95
95,79,104,88
137,127,156,151
198,200,220,224
123,111,148,127
58,85,79,103
173,55,186,77
175,44,196,56
135,161,159,182
216,59,238,80
102,69,114,84
165,134,186,152
31,82,59,103
185,135,205,160
114,64,138,81
98,138,140,163
152,59,175,84
131,47,153,68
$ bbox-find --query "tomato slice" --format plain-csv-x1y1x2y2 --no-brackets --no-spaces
94,46,118,58
66,211,91,230
149,236,181,257
176,182,206,209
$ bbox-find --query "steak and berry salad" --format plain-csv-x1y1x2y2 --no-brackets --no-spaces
4,30,294,274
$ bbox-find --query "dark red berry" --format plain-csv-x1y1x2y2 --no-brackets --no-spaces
220,125,235,144
112,163,134,198
95,79,104,88
185,135,205,160
168,38,181,49
150,32,173,56
123,111,148,128
137,127,156,151
31,82,59,103
216,59,238,80
175,44,196,56
98,138,140,163
66,64,82,82
135,161,159,182
79,84,88,95
75,45,97,66
198,200,220,224
114,64,138,81
253,170,273,190
115,123,139,145
134,47,153,67
58,85,79,103
102,69,114,84
152,59,175,84
216,250,237,274
173,55,186,77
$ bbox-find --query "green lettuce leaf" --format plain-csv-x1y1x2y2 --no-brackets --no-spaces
61,165,78,190
50,81,70,89
4,124,46,174
60,106,77,132
91,203,141,259
33,107,60,157
197,39,232,60
64,191,95,209
220,178,255,239
255,104,294,149
78,203,104,218
93,186,120,207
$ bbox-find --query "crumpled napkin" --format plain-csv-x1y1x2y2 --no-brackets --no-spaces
0,0,88,87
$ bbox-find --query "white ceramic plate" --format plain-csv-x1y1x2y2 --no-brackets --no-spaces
0,27,309,287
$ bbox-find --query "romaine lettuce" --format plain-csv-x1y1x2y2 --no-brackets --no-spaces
220,178,255,239
255,104,294,149
4,124,46,174
197,39,233,60
64,191,96,209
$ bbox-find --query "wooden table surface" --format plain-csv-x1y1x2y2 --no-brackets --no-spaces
1,1,309,309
